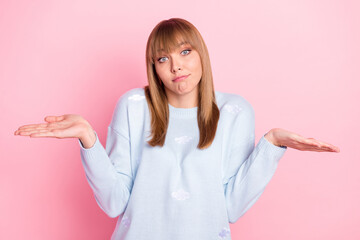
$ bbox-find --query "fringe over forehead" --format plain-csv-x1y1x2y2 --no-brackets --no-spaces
147,18,203,64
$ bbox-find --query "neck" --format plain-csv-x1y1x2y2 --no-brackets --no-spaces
166,89,198,108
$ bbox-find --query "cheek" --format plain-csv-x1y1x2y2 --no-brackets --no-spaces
189,54,202,73
192,58,202,75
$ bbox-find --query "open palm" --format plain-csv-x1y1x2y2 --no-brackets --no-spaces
267,128,340,152
14,114,90,139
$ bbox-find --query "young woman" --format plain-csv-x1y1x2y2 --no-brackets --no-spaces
14,18,339,240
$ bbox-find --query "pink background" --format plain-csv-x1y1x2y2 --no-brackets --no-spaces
1,0,359,239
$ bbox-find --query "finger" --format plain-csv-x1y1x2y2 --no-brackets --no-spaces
45,115,64,123
289,141,337,152
15,129,34,135
317,146,338,152
302,138,322,147
298,144,339,152
324,143,340,152
333,146,340,152
31,128,69,138
30,131,56,138
311,140,340,152
305,142,339,152
315,143,339,152
17,129,50,136
16,125,51,134
296,146,325,152
17,123,49,130
304,138,337,151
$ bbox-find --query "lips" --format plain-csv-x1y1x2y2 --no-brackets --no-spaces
173,74,190,82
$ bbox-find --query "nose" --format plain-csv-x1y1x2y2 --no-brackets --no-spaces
171,57,182,73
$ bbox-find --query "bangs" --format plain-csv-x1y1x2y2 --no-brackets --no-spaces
150,21,200,61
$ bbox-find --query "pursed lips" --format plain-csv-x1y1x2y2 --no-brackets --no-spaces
172,74,190,82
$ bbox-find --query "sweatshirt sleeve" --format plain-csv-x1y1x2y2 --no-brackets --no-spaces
78,95,133,218
223,101,287,224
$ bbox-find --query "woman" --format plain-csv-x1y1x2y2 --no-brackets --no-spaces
14,18,339,239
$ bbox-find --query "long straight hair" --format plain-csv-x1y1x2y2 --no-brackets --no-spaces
144,18,219,149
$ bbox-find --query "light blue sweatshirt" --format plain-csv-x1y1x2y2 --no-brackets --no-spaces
78,87,287,240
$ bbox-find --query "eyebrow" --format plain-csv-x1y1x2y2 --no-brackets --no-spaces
156,41,190,52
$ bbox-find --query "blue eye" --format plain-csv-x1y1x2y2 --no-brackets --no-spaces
157,57,168,63
181,49,191,55
157,49,191,63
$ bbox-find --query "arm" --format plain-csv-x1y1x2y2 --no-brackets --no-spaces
223,103,287,224
78,96,133,218
13,93,134,218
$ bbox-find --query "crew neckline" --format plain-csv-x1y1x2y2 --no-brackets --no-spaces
166,91,221,119
168,103,198,119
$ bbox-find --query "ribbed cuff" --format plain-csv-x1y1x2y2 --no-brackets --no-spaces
78,131,100,151
257,134,287,160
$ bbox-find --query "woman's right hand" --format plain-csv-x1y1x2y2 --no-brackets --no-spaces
14,114,96,148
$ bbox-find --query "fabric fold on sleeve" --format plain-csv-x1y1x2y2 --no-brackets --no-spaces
224,133,287,223
78,127,133,218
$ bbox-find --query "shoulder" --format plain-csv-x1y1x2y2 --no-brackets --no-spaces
118,87,146,103
215,90,254,117
215,91,256,146
110,88,146,128
114,87,146,109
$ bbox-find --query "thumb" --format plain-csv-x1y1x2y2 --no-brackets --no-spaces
44,115,64,122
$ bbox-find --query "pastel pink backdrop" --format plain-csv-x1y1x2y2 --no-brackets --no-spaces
1,0,358,239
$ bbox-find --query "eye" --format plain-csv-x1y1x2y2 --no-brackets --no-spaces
181,49,191,55
157,56,168,63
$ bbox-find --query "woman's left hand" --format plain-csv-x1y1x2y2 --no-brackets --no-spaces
264,128,340,152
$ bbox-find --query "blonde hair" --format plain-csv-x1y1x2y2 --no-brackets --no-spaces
144,18,219,149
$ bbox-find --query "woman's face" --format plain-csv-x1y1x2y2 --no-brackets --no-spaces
154,42,202,104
